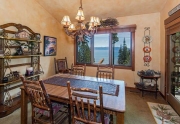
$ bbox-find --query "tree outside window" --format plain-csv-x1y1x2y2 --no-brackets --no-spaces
76,35,91,64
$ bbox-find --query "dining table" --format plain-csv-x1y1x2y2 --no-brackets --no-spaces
20,73,125,124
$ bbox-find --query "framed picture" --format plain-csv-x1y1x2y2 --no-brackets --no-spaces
44,36,57,56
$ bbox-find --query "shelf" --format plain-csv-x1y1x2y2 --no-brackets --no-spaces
0,79,21,86
0,23,42,118
0,96,21,118
0,73,42,86
5,63,31,68
0,37,41,42
134,82,158,92
0,55,41,59
25,73,42,79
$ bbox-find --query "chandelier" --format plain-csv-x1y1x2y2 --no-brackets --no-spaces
61,0,101,39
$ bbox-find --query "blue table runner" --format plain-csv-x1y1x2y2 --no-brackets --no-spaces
43,76,119,96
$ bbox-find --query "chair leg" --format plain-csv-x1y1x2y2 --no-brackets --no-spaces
110,114,113,124
32,106,35,124
68,104,71,124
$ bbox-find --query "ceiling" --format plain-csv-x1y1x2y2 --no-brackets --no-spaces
36,0,167,23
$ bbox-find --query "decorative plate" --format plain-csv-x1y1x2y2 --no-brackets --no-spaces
143,46,151,53
142,35,153,43
143,55,152,62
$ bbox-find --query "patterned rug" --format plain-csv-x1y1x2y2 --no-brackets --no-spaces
147,102,180,124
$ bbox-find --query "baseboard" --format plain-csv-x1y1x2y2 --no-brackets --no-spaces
158,91,166,100
125,86,166,100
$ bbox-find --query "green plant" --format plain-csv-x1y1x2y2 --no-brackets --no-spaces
85,17,119,29
112,33,119,44
118,38,130,65
100,17,119,27
77,35,91,63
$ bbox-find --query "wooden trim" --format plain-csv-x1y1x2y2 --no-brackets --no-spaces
131,32,135,71
159,91,166,100
164,9,180,25
75,63,133,70
165,17,180,29
0,23,35,34
97,24,136,34
126,86,166,100
164,31,168,101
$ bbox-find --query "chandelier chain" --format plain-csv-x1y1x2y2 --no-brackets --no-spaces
80,0,82,9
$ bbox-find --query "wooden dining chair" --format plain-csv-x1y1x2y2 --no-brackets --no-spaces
70,64,86,76
20,76,69,124
96,65,114,79
54,57,69,74
67,81,110,124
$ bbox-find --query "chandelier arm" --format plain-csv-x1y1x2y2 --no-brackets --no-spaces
82,29,91,36
63,28,76,38
63,28,70,36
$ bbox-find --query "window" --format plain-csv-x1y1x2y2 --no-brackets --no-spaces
94,34,110,64
112,32,131,66
75,25,136,70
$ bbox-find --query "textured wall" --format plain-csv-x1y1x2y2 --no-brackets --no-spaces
0,0,74,97
160,0,180,95
0,0,75,79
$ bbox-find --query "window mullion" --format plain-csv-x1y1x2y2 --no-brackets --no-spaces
91,35,94,64
109,33,112,66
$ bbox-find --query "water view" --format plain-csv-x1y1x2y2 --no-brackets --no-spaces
94,47,120,64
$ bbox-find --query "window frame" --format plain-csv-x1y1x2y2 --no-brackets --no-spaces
74,24,136,71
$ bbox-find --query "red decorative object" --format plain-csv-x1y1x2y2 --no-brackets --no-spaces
143,46,151,53
143,27,152,66
143,55,152,62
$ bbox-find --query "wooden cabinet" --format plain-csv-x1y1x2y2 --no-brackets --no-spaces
165,9,180,115
0,23,43,117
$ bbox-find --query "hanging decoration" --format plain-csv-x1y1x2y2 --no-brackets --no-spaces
142,27,152,66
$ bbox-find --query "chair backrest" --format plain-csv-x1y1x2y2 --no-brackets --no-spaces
96,65,114,79
20,76,53,120
71,64,86,76
67,81,104,124
54,57,69,74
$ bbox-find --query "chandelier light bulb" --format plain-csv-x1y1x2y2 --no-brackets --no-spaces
68,24,76,31
75,8,85,22
61,16,71,27
95,17,101,25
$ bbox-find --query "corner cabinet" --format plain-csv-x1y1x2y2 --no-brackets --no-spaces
165,10,180,115
0,23,43,117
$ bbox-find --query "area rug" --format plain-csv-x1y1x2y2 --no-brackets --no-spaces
147,102,180,124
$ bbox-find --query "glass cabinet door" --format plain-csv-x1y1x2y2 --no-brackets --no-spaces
170,32,180,102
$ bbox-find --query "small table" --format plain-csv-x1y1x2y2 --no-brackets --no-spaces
134,74,161,99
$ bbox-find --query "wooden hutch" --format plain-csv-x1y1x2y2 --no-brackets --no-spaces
0,23,43,117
